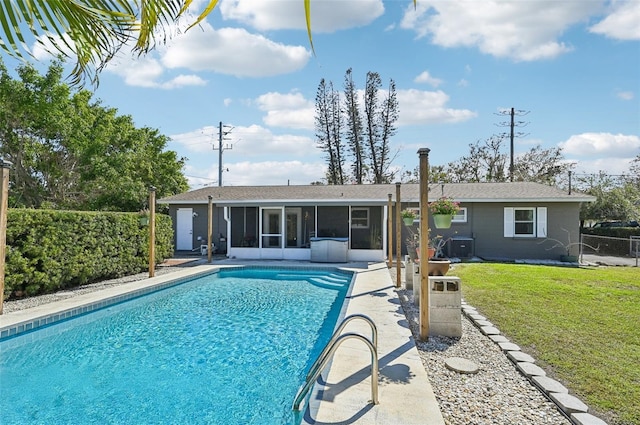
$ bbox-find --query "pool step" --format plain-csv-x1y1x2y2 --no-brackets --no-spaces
276,273,350,286
308,277,347,288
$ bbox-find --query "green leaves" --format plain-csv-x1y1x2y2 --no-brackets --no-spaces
0,59,188,211
1,1,137,86
4,209,174,298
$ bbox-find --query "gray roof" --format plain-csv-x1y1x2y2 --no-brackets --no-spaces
158,182,595,206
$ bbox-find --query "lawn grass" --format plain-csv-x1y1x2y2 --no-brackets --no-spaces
452,263,639,425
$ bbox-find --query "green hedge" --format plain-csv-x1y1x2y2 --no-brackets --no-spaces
4,209,173,299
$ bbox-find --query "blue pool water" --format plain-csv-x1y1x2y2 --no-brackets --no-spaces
0,267,352,425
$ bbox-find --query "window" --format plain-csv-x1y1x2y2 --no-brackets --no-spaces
351,208,369,228
452,207,467,223
504,207,547,238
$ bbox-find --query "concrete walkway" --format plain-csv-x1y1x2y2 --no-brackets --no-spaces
303,261,444,425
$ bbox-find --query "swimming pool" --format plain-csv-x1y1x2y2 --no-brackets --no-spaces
0,266,353,425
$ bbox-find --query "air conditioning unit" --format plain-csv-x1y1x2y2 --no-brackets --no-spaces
448,237,474,258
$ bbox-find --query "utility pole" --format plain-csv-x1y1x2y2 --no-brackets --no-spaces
214,121,233,186
495,107,529,182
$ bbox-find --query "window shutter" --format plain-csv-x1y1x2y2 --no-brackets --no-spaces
537,207,547,237
504,208,514,237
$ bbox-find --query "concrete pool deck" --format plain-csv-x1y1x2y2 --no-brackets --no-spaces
0,261,444,425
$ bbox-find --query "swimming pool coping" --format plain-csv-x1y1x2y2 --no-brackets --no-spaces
0,264,355,341
0,266,217,339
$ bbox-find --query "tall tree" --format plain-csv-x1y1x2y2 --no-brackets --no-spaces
377,78,399,183
315,69,399,184
343,68,364,184
362,72,399,184
363,72,382,183
0,59,188,210
314,79,345,185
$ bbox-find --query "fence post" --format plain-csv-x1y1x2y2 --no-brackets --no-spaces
0,159,11,315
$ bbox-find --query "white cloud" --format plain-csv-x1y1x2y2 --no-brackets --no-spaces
589,0,640,40
103,50,208,88
170,127,218,153
571,157,635,175
255,91,315,129
229,125,317,157
31,33,75,60
219,0,385,32
559,132,640,157
224,160,326,186
172,124,316,157
105,54,165,87
616,90,635,101
414,70,443,87
400,1,600,61
253,87,477,130
162,24,310,77
397,89,477,125
160,74,207,89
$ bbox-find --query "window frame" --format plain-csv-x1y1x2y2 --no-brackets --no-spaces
350,207,370,229
504,207,547,238
451,207,467,223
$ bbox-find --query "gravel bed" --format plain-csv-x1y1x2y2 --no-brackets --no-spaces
2,261,202,314
4,261,570,424
396,285,571,425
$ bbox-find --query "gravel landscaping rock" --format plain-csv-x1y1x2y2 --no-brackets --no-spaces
396,286,571,425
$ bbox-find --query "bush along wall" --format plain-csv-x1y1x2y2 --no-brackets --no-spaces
4,209,173,299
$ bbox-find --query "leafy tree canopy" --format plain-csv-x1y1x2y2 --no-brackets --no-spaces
0,59,189,211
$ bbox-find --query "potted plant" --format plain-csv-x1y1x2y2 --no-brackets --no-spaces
429,197,460,229
401,209,417,226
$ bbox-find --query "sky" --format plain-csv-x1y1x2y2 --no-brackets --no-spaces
14,0,640,189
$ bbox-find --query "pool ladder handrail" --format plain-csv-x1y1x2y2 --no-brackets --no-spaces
292,314,379,411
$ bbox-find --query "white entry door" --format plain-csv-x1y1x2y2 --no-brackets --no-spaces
176,208,193,250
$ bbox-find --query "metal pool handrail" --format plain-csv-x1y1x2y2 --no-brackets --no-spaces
305,314,377,382
292,314,379,411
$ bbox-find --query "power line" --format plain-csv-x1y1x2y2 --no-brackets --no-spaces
495,107,530,182
213,121,233,187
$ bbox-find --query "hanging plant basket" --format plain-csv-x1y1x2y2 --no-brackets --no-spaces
403,217,415,226
139,216,149,226
433,214,453,229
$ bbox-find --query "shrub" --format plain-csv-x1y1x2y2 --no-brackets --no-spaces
4,209,173,298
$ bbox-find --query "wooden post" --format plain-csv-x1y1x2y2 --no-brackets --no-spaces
207,195,213,263
148,187,156,278
0,159,11,315
387,193,393,267
395,183,402,287
418,148,430,340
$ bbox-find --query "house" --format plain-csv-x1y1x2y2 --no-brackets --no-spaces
157,182,595,262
